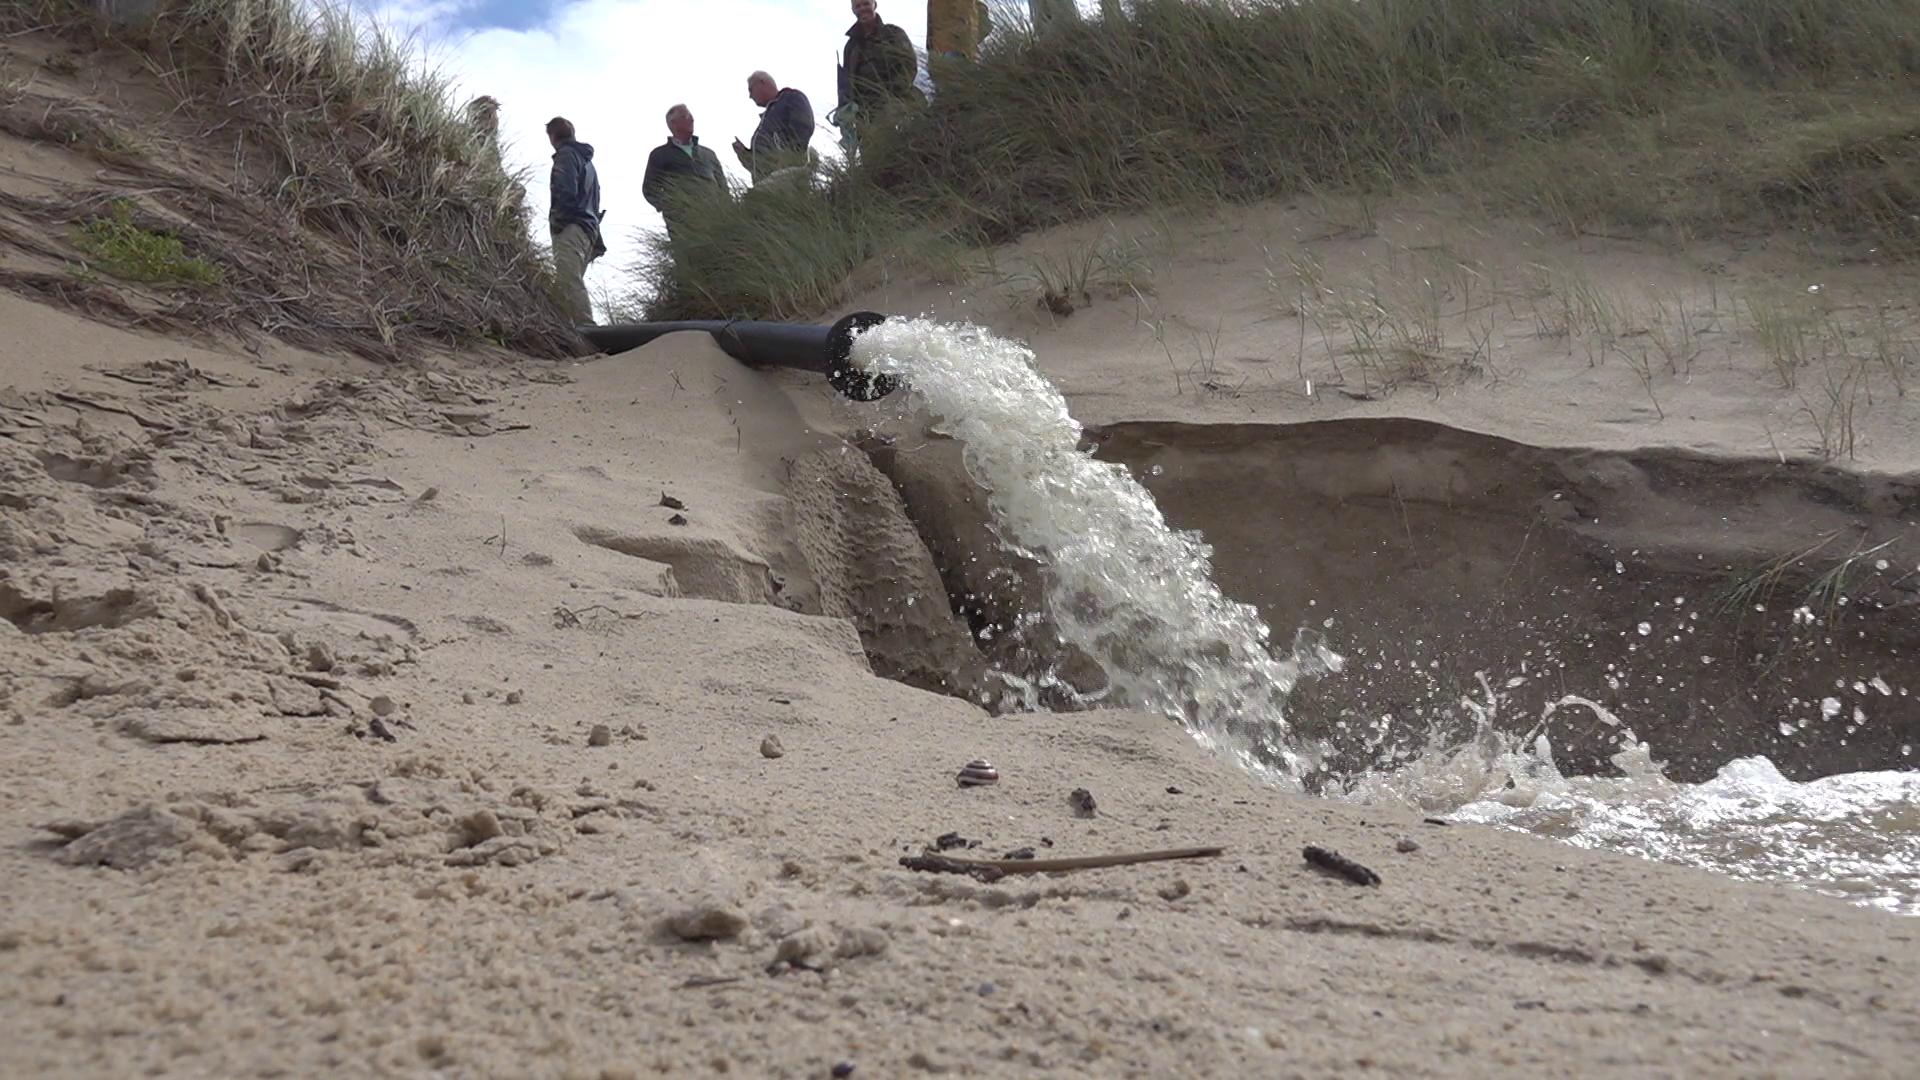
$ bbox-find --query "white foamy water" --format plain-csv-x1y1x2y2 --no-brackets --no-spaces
852,318,1337,781
849,318,1920,914
1339,679,1920,914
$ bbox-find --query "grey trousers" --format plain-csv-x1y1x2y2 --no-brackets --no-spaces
551,224,594,326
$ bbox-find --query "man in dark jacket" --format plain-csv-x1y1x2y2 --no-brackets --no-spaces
642,104,729,239
731,71,815,185
832,0,922,148
546,116,604,326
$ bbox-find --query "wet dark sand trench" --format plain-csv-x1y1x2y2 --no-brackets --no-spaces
868,418,1920,787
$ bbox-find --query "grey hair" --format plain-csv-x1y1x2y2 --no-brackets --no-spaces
749,70,774,85
665,103,691,123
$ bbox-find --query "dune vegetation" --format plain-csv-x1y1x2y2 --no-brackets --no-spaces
639,0,1920,321
0,0,576,359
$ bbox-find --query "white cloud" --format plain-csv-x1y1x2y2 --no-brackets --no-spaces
366,0,934,313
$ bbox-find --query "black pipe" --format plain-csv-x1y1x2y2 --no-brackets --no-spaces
578,311,900,402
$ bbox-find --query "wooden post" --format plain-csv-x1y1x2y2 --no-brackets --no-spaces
927,0,980,59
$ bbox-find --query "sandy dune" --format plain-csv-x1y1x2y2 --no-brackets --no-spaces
848,197,1920,474
4,271,1920,1077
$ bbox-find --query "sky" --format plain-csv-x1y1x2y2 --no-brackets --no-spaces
358,0,944,313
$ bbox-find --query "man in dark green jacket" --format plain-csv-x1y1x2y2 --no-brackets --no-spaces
642,104,728,239
833,0,922,149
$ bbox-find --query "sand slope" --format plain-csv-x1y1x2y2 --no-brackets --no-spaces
847,196,1920,476
3,287,1919,1079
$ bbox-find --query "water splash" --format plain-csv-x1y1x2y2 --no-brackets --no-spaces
1340,670,1920,914
850,317,1918,914
851,318,1338,780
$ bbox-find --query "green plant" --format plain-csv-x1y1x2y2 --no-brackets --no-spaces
1007,232,1152,317
0,60,29,105
1799,357,1866,460
69,200,223,286
1742,291,1816,389
627,165,898,322
0,0,575,359
863,0,1920,254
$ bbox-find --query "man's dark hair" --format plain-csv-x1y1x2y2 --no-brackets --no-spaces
546,117,576,142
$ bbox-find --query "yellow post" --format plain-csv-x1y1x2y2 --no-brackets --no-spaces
927,0,980,59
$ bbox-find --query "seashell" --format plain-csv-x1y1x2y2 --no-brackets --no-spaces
956,759,999,787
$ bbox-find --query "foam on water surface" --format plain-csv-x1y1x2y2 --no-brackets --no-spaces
850,318,1920,914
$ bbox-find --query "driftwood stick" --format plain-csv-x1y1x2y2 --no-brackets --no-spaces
900,846,1224,882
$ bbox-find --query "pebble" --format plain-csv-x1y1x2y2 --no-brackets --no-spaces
1068,788,1097,817
369,695,396,718
306,642,335,673
587,724,612,747
1157,878,1192,901
461,692,476,705
505,690,524,705
1396,837,1421,853
830,1065,855,1079
956,759,998,787
668,902,749,941
760,735,785,759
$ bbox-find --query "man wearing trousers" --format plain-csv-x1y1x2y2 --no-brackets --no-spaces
546,116,605,326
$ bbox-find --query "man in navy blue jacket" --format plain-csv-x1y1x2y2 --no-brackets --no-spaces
731,71,815,185
545,116,604,326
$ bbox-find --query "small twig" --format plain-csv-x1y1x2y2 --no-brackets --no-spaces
900,846,1224,883
1303,845,1380,886
553,603,615,629
678,975,744,989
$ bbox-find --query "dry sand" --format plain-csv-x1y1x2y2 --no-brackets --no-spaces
4,255,1920,1078
4,40,1920,1072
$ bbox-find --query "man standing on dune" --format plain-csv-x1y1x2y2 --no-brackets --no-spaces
832,0,922,151
643,104,729,240
732,71,816,185
546,116,604,327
